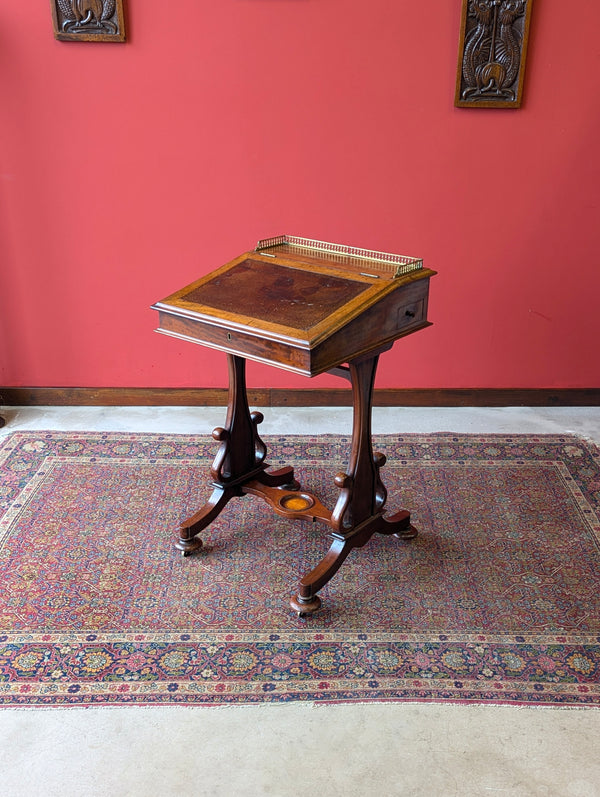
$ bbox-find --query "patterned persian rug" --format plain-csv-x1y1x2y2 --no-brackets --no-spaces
0,431,599,708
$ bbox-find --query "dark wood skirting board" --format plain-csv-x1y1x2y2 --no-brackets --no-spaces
1,387,599,407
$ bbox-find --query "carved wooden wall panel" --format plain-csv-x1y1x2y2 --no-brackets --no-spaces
50,0,126,42
455,0,533,108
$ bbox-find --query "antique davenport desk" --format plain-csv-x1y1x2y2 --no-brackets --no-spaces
152,236,435,615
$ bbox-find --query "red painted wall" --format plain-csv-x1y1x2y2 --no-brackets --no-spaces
1,1,599,390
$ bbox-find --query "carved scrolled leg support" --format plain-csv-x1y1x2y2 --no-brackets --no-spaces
291,350,417,615
179,347,417,614
332,353,385,532
176,353,294,555
212,355,268,482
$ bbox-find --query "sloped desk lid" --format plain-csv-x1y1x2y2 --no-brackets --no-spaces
152,236,435,376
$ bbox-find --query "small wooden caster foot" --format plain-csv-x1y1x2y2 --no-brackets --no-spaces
394,524,418,540
290,593,322,617
175,536,204,556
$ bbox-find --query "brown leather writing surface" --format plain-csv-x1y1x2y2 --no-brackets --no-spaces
182,259,369,330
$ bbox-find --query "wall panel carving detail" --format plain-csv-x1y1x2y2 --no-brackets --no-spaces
455,0,533,108
50,0,126,42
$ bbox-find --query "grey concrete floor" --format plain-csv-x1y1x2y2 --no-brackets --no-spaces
1,406,599,797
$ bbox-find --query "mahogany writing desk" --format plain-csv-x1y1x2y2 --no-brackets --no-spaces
153,236,436,615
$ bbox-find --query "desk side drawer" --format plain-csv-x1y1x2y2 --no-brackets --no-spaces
311,276,432,374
